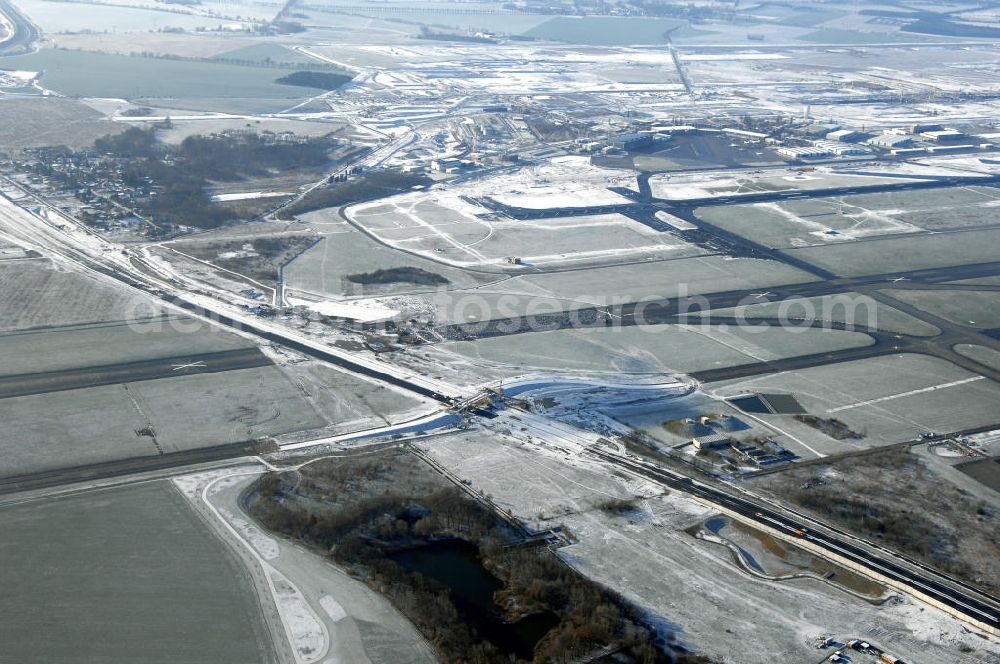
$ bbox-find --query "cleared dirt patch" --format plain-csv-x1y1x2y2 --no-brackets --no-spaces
725,517,883,597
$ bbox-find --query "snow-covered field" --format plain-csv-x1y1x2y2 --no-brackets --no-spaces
174,466,436,664
342,157,699,269
707,354,1000,446
341,42,686,96
488,156,637,208
649,166,921,200
211,191,293,202
416,429,999,664
287,294,400,322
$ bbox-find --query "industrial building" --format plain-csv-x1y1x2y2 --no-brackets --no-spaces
921,129,968,143
649,125,700,134
813,140,869,155
867,133,915,149
431,158,463,173
802,123,841,138
825,129,864,142
722,128,768,140
609,132,654,151
691,434,732,450
777,145,831,159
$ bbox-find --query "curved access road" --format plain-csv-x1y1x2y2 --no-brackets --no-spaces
0,0,39,55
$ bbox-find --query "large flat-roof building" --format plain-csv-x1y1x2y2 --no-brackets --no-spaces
867,133,914,149
609,132,654,151
921,129,969,143
826,129,866,142
813,139,869,155
777,145,831,159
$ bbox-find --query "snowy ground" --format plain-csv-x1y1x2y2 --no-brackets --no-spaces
335,43,686,97
706,354,1000,447
415,428,1000,664
695,198,923,248
649,166,922,201
343,157,676,270
173,465,436,664
212,191,294,203
427,322,873,377
287,294,400,322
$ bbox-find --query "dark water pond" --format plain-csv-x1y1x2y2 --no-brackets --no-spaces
728,395,771,414
389,540,558,660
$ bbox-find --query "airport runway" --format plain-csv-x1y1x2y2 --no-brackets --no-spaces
587,447,1000,632
664,173,1000,210
0,347,272,399
0,440,269,496
481,173,1000,221
438,260,1000,339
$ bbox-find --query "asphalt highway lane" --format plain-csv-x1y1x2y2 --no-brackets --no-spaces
588,448,1000,631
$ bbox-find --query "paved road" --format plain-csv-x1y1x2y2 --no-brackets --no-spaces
0,347,272,400
0,0,38,55
686,325,908,382
588,447,1000,632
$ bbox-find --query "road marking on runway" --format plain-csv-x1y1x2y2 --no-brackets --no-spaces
171,361,207,371
827,376,986,413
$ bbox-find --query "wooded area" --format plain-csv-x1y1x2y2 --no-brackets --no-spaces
246,451,711,664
